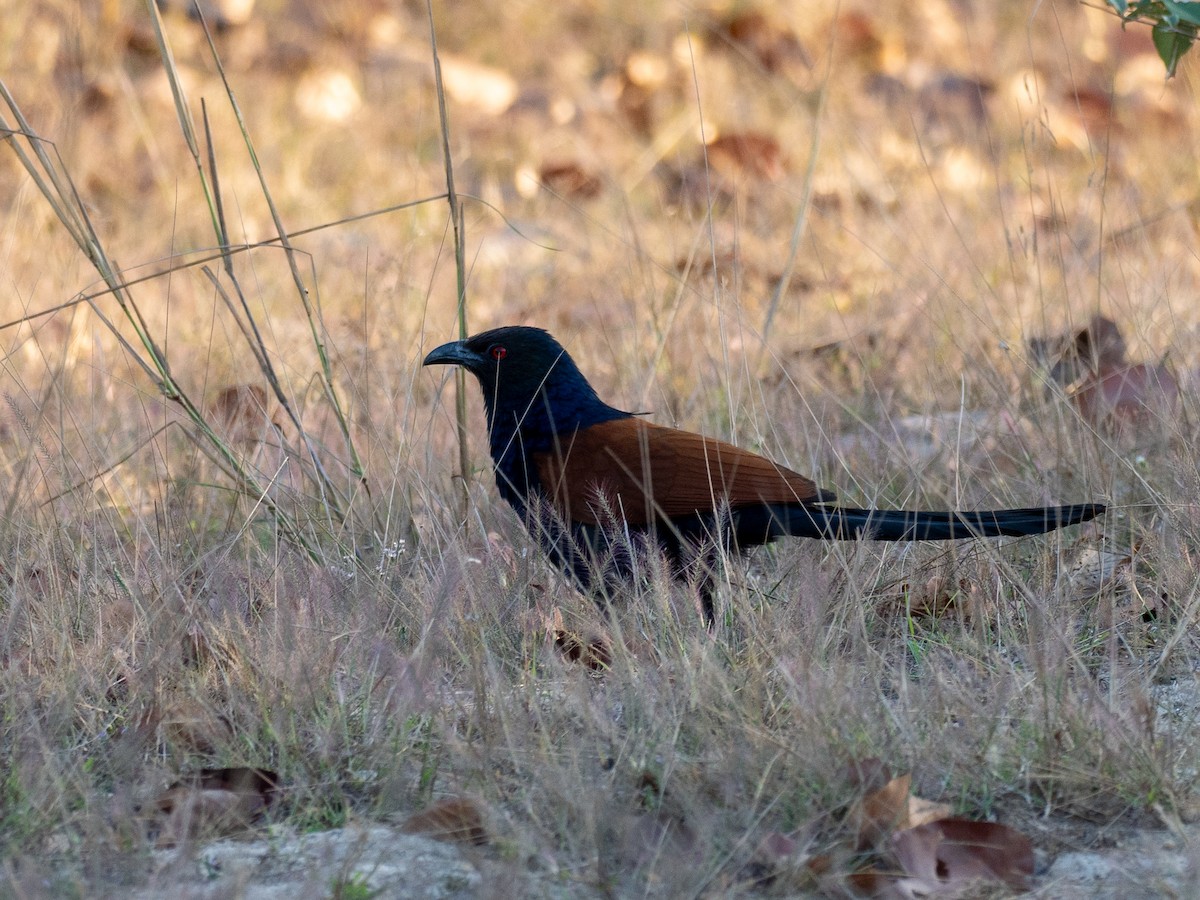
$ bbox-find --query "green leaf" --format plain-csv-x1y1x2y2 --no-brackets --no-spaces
1105,0,1128,14
1153,20,1195,76
1164,0,1200,25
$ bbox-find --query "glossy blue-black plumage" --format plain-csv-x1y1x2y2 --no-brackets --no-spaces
424,326,1105,624
424,327,628,516
423,328,641,600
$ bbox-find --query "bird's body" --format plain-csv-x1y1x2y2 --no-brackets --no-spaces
424,326,1104,624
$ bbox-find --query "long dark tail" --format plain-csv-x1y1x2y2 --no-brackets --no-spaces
771,503,1105,541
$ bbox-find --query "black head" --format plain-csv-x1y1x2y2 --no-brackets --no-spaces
423,326,563,398
423,326,625,442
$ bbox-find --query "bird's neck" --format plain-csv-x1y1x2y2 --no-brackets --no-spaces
484,386,627,506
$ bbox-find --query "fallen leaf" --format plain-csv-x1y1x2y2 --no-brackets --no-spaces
891,818,1034,893
906,795,954,829
718,10,810,74
545,606,612,670
210,384,278,442
1072,362,1179,426
1030,315,1127,388
845,868,904,897
401,797,489,846
705,131,786,182
617,75,657,135
160,697,233,755
538,161,603,200
1069,85,1118,136
1029,316,1177,428
838,11,886,66
852,772,911,849
155,767,279,846
673,248,741,278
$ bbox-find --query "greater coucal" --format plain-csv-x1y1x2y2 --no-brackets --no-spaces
424,326,1104,624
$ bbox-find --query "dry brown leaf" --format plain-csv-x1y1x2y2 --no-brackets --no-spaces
705,132,786,182
1072,363,1179,426
674,248,740,278
891,818,1034,894
617,75,656,135
906,795,954,829
210,384,278,442
160,697,233,755
852,772,911,849
400,797,489,846
1030,315,1127,387
838,11,886,65
544,606,612,670
1030,315,1177,428
1069,85,1118,136
538,161,603,200
718,10,810,74
155,767,279,846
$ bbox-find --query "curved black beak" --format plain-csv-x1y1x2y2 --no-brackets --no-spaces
423,340,484,369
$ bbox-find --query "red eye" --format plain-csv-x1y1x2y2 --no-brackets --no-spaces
490,345,507,360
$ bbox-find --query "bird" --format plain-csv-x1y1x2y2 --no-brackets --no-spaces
424,326,1105,625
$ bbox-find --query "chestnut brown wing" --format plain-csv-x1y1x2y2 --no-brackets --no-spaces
533,417,833,526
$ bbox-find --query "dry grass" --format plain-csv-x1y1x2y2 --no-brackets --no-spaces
2,0,1199,894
